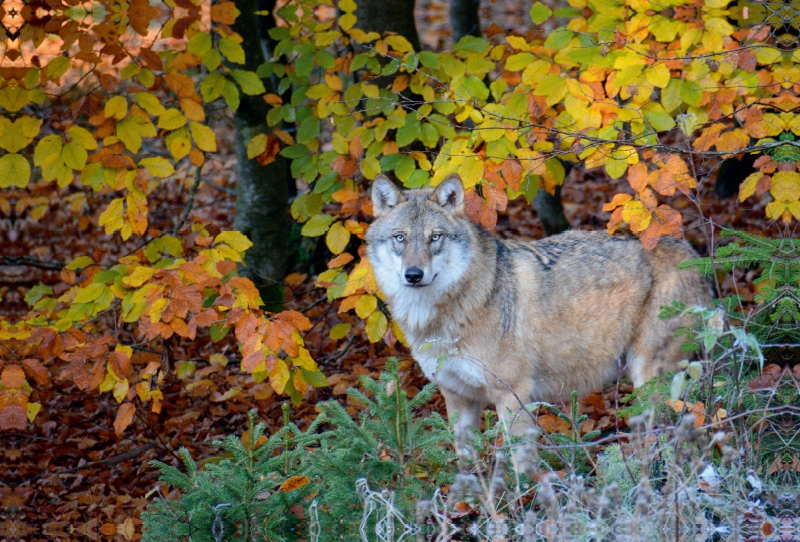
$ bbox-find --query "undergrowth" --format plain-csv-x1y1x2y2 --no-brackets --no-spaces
142,231,797,541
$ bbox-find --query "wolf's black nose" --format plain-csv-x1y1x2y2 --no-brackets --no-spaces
405,267,424,284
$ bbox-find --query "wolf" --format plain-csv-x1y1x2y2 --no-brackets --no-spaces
366,173,713,434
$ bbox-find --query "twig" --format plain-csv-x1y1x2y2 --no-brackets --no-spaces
203,177,236,195
57,443,156,475
173,166,203,236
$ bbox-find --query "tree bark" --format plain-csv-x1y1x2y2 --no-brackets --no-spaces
534,185,570,236
354,0,421,51
231,0,290,311
450,0,481,43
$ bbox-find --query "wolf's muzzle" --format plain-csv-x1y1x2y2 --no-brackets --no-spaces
404,267,424,284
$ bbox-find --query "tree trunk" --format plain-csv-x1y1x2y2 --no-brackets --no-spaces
231,0,290,311
354,0,421,51
534,185,570,236
451,0,481,43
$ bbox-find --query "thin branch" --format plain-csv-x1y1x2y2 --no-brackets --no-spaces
173,165,203,237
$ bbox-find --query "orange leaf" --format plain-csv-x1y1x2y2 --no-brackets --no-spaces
21,359,50,386
280,475,310,492
327,253,354,269
1,366,25,388
113,403,136,436
275,310,312,331
537,414,571,434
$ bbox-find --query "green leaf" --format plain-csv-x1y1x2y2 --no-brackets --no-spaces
210,323,230,342
301,369,328,388
187,31,212,56
544,29,573,50
680,80,703,107
418,51,439,69
74,283,106,304
0,153,31,188
219,38,246,64
530,1,553,24
506,52,535,72
301,214,335,237
297,117,320,144
46,56,71,79
61,141,88,170
329,322,351,339
66,255,95,270
231,70,266,95
222,79,241,112
200,72,226,103
661,79,682,113
645,110,677,132
280,144,310,159
34,136,61,168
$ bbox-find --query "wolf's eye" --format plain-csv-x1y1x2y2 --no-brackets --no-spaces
394,234,405,242
431,233,442,242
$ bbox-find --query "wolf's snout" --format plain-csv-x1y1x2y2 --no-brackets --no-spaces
404,267,424,284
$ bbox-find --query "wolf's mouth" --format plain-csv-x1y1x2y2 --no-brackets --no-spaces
404,273,437,288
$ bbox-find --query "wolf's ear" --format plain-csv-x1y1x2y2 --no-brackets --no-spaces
431,174,465,214
372,175,405,216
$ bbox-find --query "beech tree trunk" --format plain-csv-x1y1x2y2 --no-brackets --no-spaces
231,0,290,310
354,0,421,51
451,0,481,43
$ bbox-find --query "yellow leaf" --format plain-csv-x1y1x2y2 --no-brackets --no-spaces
105,96,128,120
158,108,187,130
385,35,414,53
67,125,98,150
190,121,217,152
738,171,764,202
113,378,130,403
505,35,529,51
99,198,125,234
457,157,485,189
247,134,268,159
291,347,318,371
215,230,253,252
269,359,290,394
339,13,357,32
325,221,350,254
26,402,41,423
366,311,388,343
621,200,652,233
123,266,157,287
355,294,377,319
644,63,670,88
770,171,800,202
330,322,351,339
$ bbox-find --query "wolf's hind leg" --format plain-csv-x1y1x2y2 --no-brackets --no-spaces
627,320,685,388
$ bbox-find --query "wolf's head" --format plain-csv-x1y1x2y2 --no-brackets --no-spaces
366,174,473,301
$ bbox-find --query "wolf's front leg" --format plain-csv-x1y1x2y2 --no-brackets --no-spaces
441,388,484,434
496,395,533,437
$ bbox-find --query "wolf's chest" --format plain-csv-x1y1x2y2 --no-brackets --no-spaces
414,350,488,394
